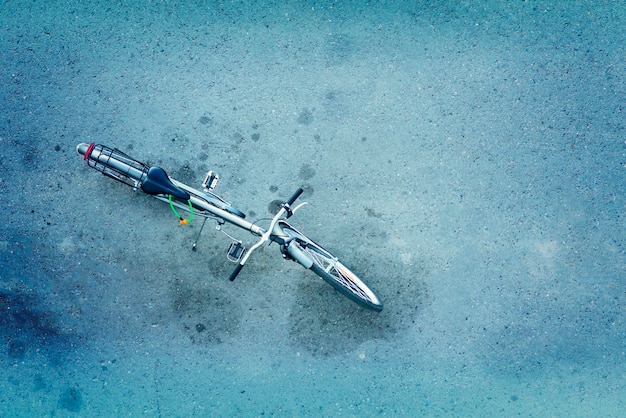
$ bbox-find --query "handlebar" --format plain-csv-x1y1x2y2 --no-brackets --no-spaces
229,187,304,281
229,263,245,281
286,187,304,206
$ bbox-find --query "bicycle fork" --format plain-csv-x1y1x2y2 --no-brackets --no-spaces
277,230,314,269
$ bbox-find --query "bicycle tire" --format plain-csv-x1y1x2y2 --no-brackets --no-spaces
280,223,383,312
210,201,245,218
175,182,246,218
159,194,246,219
186,192,246,218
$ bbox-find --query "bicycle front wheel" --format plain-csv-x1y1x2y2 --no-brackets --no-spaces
279,222,383,312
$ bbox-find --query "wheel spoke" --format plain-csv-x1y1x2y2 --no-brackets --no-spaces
301,242,377,304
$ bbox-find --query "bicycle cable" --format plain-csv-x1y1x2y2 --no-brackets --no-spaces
168,195,194,224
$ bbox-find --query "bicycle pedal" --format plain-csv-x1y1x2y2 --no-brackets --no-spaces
227,242,245,262
202,170,219,192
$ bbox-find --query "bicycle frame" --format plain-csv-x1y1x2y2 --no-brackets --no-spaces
170,179,266,237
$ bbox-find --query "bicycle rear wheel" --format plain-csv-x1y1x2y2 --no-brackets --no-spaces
279,222,383,312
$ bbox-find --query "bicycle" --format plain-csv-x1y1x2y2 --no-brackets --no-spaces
76,143,383,311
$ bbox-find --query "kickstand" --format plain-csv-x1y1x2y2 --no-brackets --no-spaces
191,217,208,251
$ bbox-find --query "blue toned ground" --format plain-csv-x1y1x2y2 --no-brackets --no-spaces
1,1,625,416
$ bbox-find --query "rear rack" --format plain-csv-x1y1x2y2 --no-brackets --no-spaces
87,144,150,188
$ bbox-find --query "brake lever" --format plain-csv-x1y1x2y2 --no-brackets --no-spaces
287,202,308,218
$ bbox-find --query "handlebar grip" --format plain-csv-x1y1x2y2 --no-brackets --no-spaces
286,188,304,206
229,263,244,281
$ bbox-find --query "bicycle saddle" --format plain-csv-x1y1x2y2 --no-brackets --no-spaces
141,166,191,200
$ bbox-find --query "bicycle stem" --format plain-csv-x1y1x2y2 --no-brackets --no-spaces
229,188,304,281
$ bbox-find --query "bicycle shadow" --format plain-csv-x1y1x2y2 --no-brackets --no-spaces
287,256,430,357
